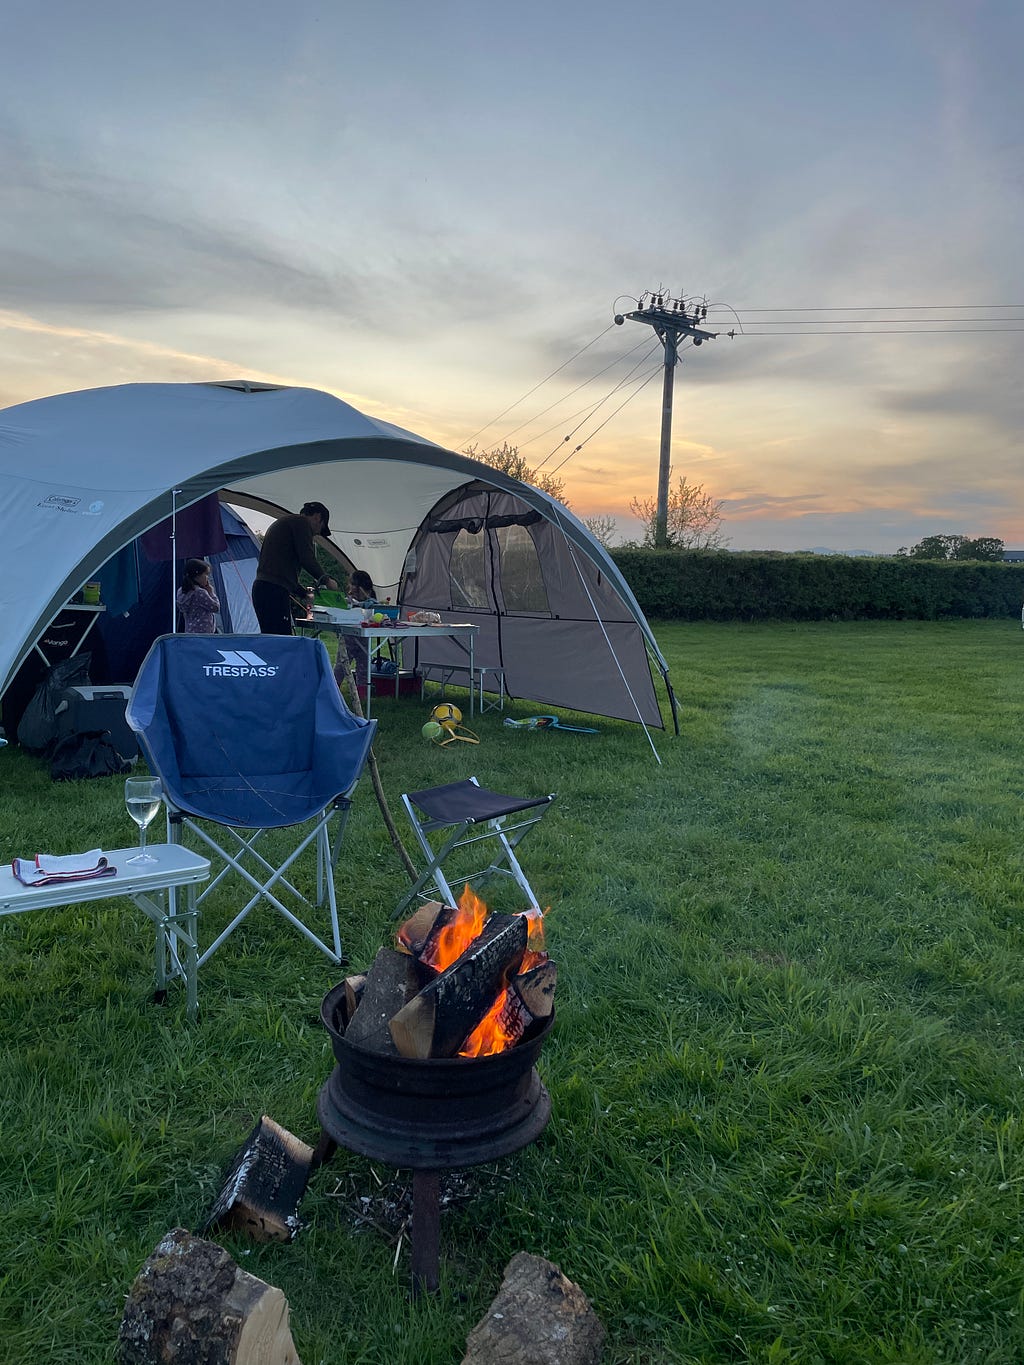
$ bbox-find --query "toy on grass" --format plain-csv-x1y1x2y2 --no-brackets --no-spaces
503,714,599,734
431,702,462,731
422,703,479,745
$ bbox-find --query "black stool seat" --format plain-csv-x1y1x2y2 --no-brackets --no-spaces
395,776,556,917
407,780,553,827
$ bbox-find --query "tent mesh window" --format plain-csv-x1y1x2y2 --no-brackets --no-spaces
494,524,549,613
449,529,488,608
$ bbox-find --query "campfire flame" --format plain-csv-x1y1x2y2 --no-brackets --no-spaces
401,887,549,1059
457,895,547,1058
417,884,489,972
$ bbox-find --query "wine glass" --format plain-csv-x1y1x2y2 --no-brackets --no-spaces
125,777,162,864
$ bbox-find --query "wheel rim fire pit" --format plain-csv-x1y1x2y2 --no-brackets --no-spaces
312,893,556,1293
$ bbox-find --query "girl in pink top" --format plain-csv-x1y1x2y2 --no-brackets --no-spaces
175,559,221,634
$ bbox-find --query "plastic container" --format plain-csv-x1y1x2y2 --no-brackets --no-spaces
315,588,349,610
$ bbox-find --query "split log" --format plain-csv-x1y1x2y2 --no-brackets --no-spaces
343,973,366,1015
395,900,453,956
389,913,528,1059
345,947,420,1054
512,961,557,1019
462,962,556,1056
462,1251,605,1365
203,1116,312,1244
119,1227,301,1364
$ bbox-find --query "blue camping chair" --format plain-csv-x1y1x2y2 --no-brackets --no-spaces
127,634,376,967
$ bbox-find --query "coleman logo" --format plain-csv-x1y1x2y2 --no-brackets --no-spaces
203,649,279,677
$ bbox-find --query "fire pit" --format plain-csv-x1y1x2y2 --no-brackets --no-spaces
312,892,556,1291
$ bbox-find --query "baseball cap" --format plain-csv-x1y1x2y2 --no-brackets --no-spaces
301,501,331,537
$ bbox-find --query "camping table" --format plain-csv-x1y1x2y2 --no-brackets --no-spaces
0,844,210,1020
32,602,105,667
300,621,480,721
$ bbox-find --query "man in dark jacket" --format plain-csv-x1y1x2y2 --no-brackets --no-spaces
252,502,339,634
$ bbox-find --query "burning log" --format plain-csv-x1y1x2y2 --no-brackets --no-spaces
513,960,557,1019
395,900,455,957
389,912,528,1059
459,960,557,1057
346,947,422,1054
119,1227,301,1364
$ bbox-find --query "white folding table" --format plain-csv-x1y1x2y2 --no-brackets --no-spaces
0,844,210,1019
300,620,480,721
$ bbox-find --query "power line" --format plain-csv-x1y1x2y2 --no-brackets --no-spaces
707,303,1024,312
534,341,663,470
500,332,654,445
546,361,666,479
732,327,1024,335
458,322,615,447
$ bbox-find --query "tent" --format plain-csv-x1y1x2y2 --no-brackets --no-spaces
95,502,260,686
0,381,675,730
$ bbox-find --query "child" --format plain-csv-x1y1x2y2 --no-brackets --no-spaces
334,568,378,694
176,559,220,634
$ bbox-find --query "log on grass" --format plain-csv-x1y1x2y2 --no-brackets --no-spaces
119,1227,301,1365
203,1116,313,1244
462,1251,605,1365
389,912,528,1058
345,947,420,1054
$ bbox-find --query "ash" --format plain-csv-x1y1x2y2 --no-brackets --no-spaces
327,1164,511,1241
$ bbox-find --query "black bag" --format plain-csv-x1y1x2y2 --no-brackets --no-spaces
49,730,133,782
17,654,92,754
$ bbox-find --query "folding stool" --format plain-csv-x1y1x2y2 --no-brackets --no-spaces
393,776,555,918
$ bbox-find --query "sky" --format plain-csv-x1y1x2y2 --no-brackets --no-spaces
2,0,1021,552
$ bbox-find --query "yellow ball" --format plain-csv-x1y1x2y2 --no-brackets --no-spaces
432,702,462,727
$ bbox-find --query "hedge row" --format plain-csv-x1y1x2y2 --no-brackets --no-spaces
609,550,1024,622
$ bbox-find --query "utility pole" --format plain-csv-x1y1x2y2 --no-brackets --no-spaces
615,291,723,549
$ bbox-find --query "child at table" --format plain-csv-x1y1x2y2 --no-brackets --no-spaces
333,569,377,695
176,559,220,634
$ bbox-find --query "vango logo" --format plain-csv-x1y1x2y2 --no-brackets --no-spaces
203,649,279,678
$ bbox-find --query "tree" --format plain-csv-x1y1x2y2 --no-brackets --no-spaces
626,474,727,550
896,534,1004,562
464,442,568,505
582,514,618,548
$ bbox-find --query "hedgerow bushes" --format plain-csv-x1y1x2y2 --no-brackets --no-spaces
611,550,1024,622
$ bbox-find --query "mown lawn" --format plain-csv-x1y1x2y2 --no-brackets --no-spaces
1,620,1023,1364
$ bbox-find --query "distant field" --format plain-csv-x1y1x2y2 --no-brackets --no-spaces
2,620,1022,1363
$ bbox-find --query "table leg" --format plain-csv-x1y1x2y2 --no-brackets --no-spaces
468,632,475,719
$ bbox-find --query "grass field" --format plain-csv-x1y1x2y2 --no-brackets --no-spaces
2,620,1023,1363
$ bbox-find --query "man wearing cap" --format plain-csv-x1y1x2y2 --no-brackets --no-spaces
252,502,339,634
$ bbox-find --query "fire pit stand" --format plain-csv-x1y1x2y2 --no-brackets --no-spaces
314,981,553,1293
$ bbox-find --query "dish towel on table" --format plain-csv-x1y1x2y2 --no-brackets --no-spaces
12,849,118,888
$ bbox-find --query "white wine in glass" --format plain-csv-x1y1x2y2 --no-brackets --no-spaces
125,777,162,864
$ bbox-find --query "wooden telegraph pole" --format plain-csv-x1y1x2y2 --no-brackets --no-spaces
615,292,726,548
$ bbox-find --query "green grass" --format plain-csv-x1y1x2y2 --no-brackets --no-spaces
2,620,1024,1363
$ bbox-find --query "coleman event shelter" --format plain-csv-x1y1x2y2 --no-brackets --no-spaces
0,381,675,729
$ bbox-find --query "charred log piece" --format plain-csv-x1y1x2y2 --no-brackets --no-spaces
389,913,529,1059
513,960,557,1019
203,1116,313,1245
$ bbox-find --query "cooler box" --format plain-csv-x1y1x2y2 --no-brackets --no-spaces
57,685,138,759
